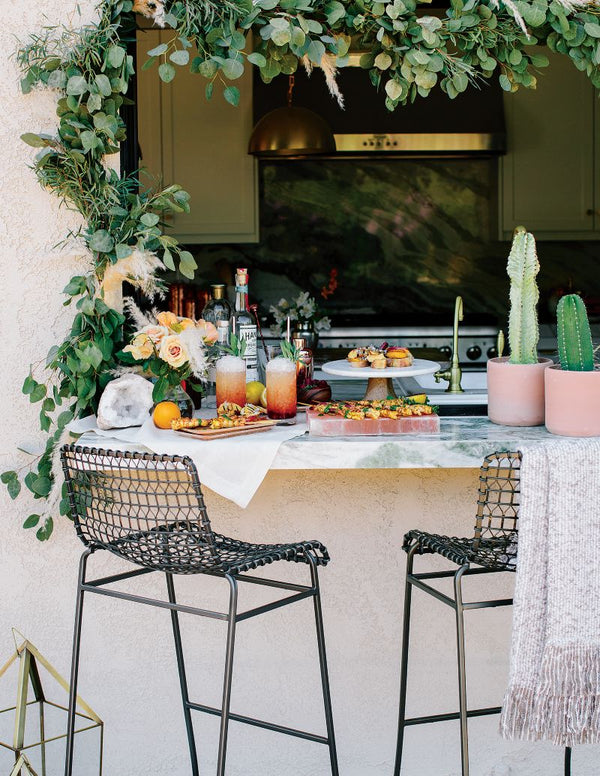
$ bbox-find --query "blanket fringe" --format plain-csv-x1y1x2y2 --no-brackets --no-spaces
500,645,600,746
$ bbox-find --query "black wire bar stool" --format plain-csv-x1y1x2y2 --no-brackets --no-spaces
60,445,338,776
392,451,573,776
393,452,520,776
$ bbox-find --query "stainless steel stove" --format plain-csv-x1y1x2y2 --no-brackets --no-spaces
314,323,559,367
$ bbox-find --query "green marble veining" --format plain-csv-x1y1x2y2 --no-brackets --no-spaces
189,160,600,323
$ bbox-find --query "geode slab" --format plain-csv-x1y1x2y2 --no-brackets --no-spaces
97,374,154,430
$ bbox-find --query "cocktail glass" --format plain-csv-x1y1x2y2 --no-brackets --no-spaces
266,356,297,424
216,355,246,408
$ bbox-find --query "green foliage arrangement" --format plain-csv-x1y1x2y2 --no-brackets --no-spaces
5,0,600,540
507,225,540,365
557,293,595,371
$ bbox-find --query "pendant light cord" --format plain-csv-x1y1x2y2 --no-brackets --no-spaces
287,75,295,108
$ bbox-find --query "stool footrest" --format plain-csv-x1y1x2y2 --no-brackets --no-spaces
187,701,329,745
404,706,502,726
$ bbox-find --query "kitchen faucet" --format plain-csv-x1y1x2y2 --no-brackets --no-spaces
434,295,464,393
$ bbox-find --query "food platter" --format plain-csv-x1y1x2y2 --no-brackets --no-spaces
322,358,440,400
175,419,277,440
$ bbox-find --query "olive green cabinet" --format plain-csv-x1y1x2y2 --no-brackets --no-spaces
500,50,600,240
136,31,259,244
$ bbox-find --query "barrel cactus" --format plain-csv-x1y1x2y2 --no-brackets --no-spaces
557,294,594,371
507,226,540,365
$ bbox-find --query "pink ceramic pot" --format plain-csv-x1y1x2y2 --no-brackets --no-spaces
545,364,600,437
487,356,553,427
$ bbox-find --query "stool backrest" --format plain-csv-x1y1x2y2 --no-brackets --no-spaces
61,445,218,572
472,451,521,566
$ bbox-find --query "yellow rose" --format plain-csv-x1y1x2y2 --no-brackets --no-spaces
123,333,154,360
159,335,188,369
156,311,179,330
197,319,218,344
141,324,168,346
178,318,196,331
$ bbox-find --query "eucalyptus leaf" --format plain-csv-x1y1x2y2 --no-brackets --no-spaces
158,63,176,83
223,85,240,106
170,49,190,66
89,229,115,253
66,75,88,96
222,58,245,79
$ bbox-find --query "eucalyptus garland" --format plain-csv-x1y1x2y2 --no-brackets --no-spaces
3,0,600,541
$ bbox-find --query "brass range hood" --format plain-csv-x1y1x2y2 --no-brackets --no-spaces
249,75,336,157
251,56,506,159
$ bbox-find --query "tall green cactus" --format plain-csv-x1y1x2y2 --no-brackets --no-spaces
557,294,594,371
507,226,540,365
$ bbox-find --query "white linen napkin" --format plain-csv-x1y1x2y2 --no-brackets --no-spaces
68,413,307,508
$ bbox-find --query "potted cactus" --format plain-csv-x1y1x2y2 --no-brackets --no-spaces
545,294,600,436
487,226,552,426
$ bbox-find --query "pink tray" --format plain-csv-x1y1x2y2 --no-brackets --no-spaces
307,409,440,436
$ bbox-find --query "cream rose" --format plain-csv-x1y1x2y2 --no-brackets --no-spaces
197,319,218,344
141,324,169,346
177,317,196,331
156,311,179,330
159,335,188,369
123,333,154,360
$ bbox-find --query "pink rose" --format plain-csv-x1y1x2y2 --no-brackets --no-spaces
197,319,218,344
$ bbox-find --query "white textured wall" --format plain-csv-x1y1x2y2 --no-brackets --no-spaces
0,2,598,774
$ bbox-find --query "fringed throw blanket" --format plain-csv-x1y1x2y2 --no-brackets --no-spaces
500,439,600,747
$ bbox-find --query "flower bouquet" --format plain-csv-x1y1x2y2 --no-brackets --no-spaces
269,291,331,337
119,306,219,402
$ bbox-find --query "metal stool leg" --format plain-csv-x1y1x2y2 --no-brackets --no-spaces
308,553,339,776
393,543,419,776
565,746,572,776
64,549,93,776
454,565,470,776
216,575,238,776
166,573,199,776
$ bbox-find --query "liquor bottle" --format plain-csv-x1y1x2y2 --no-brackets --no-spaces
232,268,259,382
202,284,232,325
216,320,230,346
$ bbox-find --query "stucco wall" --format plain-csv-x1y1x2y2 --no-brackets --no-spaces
0,2,598,774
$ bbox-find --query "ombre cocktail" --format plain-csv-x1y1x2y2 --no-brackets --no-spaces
266,356,297,424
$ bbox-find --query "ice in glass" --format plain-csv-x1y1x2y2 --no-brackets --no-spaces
266,357,297,424
216,355,247,407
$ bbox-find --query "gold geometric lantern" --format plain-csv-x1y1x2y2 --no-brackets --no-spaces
0,632,103,775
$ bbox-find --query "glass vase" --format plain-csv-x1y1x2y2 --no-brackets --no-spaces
160,384,194,418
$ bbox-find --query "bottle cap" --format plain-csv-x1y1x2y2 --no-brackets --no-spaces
293,338,306,349
211,284,225,299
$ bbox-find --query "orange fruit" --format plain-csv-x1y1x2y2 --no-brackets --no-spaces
153,401,181,429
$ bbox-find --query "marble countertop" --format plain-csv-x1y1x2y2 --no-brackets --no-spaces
78,416,560,471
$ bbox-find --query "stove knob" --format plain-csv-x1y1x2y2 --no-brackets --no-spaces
487,346,498,359
466,345,482,361
439,346,452,359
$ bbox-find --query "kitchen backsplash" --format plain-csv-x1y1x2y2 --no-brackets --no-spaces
186,159,600,325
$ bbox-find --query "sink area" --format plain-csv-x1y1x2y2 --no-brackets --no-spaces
406,371,487,391
396,370,487,405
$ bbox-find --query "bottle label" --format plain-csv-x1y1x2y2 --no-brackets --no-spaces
238,324,258,381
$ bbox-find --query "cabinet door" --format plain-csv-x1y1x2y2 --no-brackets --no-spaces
137,31,259,243
500,50,597,240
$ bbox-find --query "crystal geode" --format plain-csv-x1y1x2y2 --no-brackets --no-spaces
96,374,154,430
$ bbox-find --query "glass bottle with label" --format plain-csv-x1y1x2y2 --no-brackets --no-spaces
232,268,259,382
202,284,232,325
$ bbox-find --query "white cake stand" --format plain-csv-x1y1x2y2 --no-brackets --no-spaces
322,359,441,400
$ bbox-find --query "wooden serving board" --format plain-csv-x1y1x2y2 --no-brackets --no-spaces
175,419,277,440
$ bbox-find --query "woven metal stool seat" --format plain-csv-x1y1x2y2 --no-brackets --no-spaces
403,529,517,570
110,525,329,576
60,445,338,776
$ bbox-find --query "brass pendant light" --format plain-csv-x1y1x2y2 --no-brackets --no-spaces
248,75,336,157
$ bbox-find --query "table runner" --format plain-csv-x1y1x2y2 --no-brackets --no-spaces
68,413,308,508
500,439,600,746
